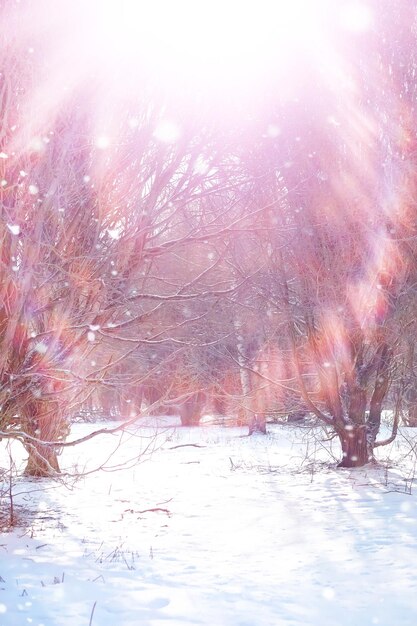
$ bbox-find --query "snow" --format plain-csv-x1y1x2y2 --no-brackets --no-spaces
1,422,417,625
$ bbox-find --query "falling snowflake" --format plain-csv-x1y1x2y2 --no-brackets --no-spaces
327,115,341,127
95,136,110,150
153,120,180,144
265,124,280,138
87,331,96,342
0,152,8,159
107,228,120,239
7,224,20,235
28,137,44,152
28,184,39,195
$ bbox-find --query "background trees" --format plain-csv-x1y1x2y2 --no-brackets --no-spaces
2,0,417,472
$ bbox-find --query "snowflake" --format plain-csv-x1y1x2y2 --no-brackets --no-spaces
265,124,280,138
28,137,44,152
7,224,20,235
153,120,180,144
95,136,110,150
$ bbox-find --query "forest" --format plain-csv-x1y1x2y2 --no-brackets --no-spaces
1,2,417,625
0,0,416,472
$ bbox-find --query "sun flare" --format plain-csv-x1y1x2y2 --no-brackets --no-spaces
18,0,335,102
4,0,376,149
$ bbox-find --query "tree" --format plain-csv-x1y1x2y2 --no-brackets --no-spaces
2,0,287,471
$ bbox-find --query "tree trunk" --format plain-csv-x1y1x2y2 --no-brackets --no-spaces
338,426,369,467
22,401,65,477
213,394,227,416
234,318,252,426
404,405,417,427
367,344,391,447
24,442,61,477
179,393,204,426
287,410,307,423
248,413,266,435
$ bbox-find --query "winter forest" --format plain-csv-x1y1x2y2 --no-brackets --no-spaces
1,1,417,625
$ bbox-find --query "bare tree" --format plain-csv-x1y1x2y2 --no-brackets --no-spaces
0,14,260,474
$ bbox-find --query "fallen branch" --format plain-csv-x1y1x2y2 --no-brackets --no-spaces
89,601,97,626
121,506,172,521
168,443,206,450
137,508,171,516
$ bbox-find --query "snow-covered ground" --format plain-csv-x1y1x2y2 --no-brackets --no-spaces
1,420,417,626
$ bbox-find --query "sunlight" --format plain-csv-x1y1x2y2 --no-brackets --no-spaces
98,0,324,71
7,0,372,154
5,0,349,174
71,0,334,107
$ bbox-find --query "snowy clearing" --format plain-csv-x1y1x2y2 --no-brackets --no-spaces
1,421,417,626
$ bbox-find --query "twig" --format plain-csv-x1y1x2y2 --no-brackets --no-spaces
137,508,171,516
89,601,97,626
168,443,206,450
156,498,173,506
